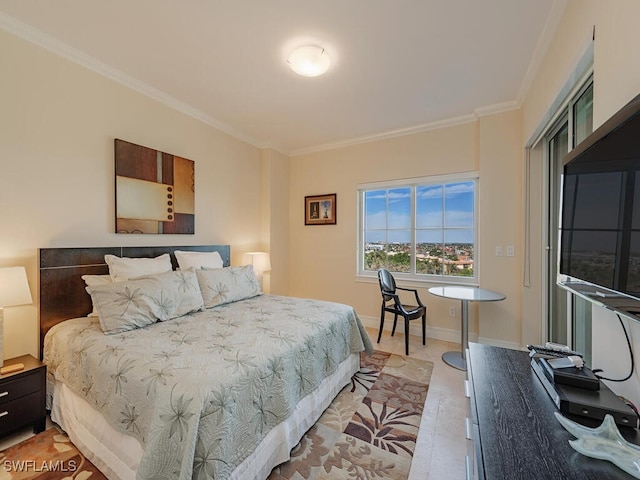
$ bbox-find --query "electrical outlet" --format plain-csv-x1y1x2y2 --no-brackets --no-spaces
495,246,503,256
506,245,515,257
449,306,456,316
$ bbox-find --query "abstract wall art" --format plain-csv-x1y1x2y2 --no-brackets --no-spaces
115,139,195,234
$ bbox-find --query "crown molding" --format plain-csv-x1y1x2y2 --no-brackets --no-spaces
289,113,478,157
0,12,263,149
289,98,525,157
474,100,519,117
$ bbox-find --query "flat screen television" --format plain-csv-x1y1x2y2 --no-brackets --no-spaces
559,92,640,315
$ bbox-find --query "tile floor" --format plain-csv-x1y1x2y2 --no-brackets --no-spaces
367,327,468,480
0,330,468,480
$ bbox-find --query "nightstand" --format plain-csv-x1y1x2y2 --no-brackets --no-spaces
0,354,46,438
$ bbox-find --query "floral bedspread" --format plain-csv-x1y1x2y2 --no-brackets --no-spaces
44,295,373,479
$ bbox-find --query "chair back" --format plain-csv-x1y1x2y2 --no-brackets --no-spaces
378,268,397,301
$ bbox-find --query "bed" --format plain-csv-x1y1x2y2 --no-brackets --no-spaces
39,245,373,480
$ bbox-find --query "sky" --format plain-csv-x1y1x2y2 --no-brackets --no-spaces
364,181,475,244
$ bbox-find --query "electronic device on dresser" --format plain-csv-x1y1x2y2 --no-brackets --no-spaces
528,343,637,428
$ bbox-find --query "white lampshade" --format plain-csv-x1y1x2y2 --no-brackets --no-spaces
243,252,272,275
0,267,33,307
0,267,32,367
287,45,331,77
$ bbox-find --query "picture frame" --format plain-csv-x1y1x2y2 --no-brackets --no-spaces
305,193,337,225
114,139,195,234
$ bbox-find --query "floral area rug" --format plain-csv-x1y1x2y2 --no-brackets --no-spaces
0,428,106,480
0,351,432,480
270,350,434,480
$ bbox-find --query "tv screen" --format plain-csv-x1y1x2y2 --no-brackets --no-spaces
559,93,640,301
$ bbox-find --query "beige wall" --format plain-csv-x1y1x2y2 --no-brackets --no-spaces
288,115,523,347
0,30,264,359
260,148,290,295
477,110,523,345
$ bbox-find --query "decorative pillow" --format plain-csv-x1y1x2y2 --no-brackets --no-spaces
81,274,113,317
87,269,204,334
196,265,261,308
175,250,224,270
104,253,172,282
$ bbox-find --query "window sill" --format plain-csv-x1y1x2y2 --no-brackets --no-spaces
356,273,478,290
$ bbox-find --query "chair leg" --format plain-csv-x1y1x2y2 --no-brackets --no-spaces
422,312,426,346
377,306,385,343
391,313,398,336
404,316,410,356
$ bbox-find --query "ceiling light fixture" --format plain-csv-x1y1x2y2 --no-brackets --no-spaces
287,45,331,77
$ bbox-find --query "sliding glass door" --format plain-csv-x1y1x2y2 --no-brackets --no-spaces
545,79,593,358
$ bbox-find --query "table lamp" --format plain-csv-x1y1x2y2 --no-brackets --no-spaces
0,266,33,368
243,252,271,290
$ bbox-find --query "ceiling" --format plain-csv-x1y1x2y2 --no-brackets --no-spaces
0,1,565,155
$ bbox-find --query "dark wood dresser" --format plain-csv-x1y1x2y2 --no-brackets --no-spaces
0,354,46,437
466,343,640,479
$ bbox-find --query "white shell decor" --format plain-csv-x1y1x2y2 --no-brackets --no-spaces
555,412,640,478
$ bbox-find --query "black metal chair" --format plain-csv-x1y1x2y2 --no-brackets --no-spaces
377,268,426,355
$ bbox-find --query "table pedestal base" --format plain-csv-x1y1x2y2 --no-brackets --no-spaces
442,351,467,371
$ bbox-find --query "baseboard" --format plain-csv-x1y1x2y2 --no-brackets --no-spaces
360,314,522,350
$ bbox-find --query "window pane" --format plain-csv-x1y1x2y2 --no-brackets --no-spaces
416,185,443,228
574,84,593,146
445,229,474,277
445,182,474,227
365,230,386,243
388,188,412,229
416,234,444,275
365,190,387,229
364,242,388,271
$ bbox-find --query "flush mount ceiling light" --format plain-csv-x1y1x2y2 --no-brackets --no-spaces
287,45,331,77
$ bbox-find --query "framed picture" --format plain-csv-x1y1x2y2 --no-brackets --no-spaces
114,139,195,234
305,193,337,225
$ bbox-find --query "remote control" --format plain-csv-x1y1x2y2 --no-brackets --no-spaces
526,344,583,358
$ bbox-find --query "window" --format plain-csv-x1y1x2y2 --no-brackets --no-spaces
541,75,593,357
358,174,478,283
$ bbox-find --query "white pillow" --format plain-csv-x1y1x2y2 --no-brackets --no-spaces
104,253,172,283
196,265,261,308
81,274,113,317
175,250,223,270
86,270,204,335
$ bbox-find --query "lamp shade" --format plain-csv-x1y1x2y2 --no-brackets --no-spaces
0,267,32,307
287,45,331,77
243,252,271,275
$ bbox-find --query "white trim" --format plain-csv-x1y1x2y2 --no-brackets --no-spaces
358,171,479,190
474,101,519,117
289,114,478,157
526,45,594,149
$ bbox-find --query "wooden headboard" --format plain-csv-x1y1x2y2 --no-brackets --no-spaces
38,245,230,359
